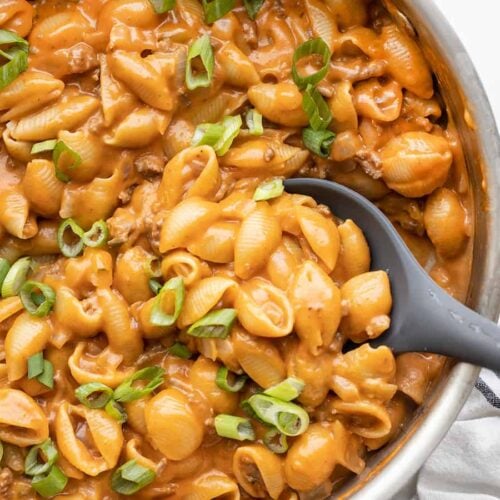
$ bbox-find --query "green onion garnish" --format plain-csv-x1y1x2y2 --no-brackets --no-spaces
52,140,82,183
82,220,108,248
57,218,85,258
113,367,165,403
111,460,156,496
28,352,44,379
105,400,128,424
245,108,263,136
168,342,192,359
20,281,55,317
31,140,57,155
149,279,162,295
202,0,235,24
215,366,247,392
185,34,214,91
292,38,331,90
263,377,305,401
253,179,284,201
303,84,332,131
0,29,28,91
25,439,58,476
191,115,242,156
75,382,114,409
31,465,67,498
1,256,31,298
0,258,11,291
187,308,237,339
302,127,335,158
37,360,54,389
243,0,264,20
149,0,175,13
214,414,255,441
150,277,185,327
245,394,309,436
263,428,288,454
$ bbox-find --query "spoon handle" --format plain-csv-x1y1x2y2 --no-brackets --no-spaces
386,277,500,371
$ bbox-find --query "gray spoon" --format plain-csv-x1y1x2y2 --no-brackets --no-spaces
285,178,500,371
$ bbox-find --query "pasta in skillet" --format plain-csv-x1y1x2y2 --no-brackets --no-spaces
0,0,473,498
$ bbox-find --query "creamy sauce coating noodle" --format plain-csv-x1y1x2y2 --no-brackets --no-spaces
0,0,473,498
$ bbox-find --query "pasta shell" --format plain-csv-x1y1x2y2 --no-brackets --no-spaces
96,0,158,37
218,42,260,88
159,197,221,253
145,387,205,461
288,261,341,354
305,0,339,51
234,203,281,279
296,205,340,271
0,188,37,239
423,187,468,258
22,159,64,217
0,0,34,38
329,81,358,133
11,95,100,141
0,388,49,446
354,78,403,122
56,402,123,476
0,70,64,122
159,145,220,209
187,221,238,264
0,296,24,323
324,0,368,29
196,337,241,373
2,128,31,162
330,166,390,201
5,313,51,382
248,83,308,127
236,278,294,338
161,250,211,286
266,237,303,290
178,276,237,328
233,445,285,499
125,438,159,472
232,327,286,388
183,470,240,500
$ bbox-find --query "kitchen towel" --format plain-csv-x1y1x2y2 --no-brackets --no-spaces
411,369,500,499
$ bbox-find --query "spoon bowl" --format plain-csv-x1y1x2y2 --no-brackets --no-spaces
285,178,500,371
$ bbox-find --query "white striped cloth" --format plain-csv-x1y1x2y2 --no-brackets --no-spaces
401,369,500,499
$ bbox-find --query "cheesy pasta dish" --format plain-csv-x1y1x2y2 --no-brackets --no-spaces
0,0,473,498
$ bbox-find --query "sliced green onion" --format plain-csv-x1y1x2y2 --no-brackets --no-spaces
150,277,185,327
52,140,82,183
214,414,255,441
149,279,162,295
191,115,242,156
263,377,305,401
202,0,235,24
187,308,237,339
303,84,332,131
113,366,165,403
253,179,284,201
0,29,28,91
1,256,31,297
292,38,331,90
75,382,113,409
185,34,214,91
31,140,57,155
105,400,128,424
243,0,264,20
0,258,10,290
31,465,67,498
37,360,54,389
57,219,85,258
216,366,247,392
246,394,309,436
191,122,224,148
20,281,56,317
111,460,156,495
27,352,44,379
245,109,263,136
82,220,108,248
302,127,335,158
25,439,58,476
168,342,192,359
213,115,242,156
149,0,175,13
263,428,288,454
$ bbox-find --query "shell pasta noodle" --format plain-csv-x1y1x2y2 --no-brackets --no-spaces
0,0,473,498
